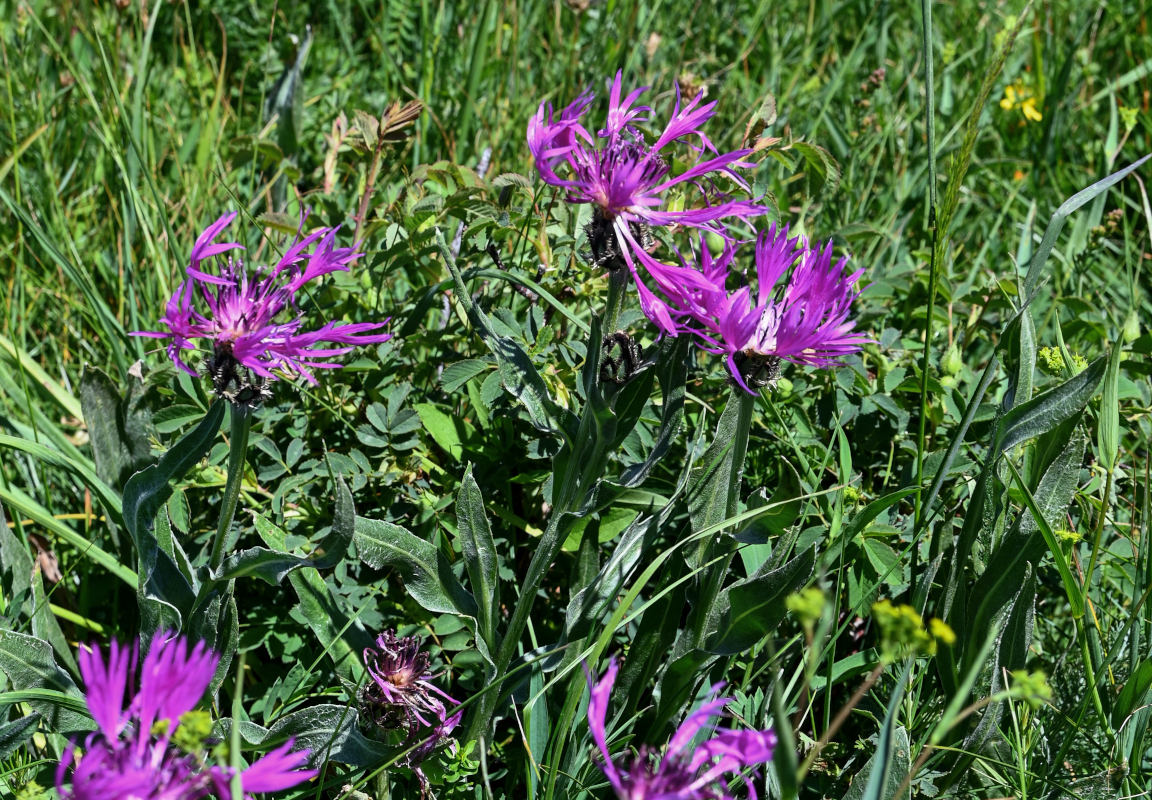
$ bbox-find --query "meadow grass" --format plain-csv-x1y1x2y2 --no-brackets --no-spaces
1,0,1151,798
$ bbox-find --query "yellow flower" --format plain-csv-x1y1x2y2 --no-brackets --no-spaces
1001,80,1043,123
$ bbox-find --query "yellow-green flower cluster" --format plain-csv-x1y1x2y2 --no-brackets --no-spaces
1000,79,1042,123
1008,669,1053,710
872,599,955,662
1037,346,1088,376
786,587,826,629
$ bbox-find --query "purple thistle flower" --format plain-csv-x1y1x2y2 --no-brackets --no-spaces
359,631,462,795
528,72,765,334
683,225,870,393
587,658,776,800
56,632,316,800
133,212,392,404
360,630,462,746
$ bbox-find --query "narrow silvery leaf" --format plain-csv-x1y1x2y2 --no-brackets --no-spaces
457,465,500,653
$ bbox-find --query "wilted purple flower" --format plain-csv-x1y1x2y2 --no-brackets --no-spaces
528,72,764,334
57,632,315,800
587,658,776,800
684,225,869,393
133,212,391,404
360,630,461,754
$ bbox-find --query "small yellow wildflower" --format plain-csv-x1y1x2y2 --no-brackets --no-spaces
1055,528,1082,543
171,710,214,754
1008,669,1053,710
1037,346,1087,376
1000,80,1043,123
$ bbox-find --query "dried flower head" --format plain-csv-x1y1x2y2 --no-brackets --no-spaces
587,658,776,800
133,212,392,405
56,632,314,800
360,630,462,763
528,72,765,334
682,225,869,393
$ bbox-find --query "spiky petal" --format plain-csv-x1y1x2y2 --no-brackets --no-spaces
684,225,870,393
528,72,765,334
56,632,315,800
587,657,776,800
133,212,392,396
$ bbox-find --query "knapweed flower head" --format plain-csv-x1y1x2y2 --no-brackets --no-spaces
360,630,462,761
56,631,315,800
681,225,869,393
587,658,776,800
528,72,765,334
133,212,392,405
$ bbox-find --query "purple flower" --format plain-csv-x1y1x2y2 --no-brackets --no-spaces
133,212,392,404
528,72,765,334
360,631,462,738
587,658,776,800
683,225,870,393
56,632,316,800
360,631,462,794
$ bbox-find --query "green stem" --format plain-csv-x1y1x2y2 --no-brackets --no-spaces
913,0,940,598
210,404,252,572
463,269,627,744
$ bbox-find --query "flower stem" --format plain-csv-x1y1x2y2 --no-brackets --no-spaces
463,269,628,744
210,404,253,572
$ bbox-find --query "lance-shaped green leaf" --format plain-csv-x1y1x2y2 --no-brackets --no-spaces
456,466,500,651
1022,154,1151,299
354,517,477,618
123,403,224,631
1113,658,1152,730
79,366,156,490
993,355,1105,457
617,335,689,488
963,567,1036,753
0,713,41,760
264,704,393,768
1097,344,1124,472
214,479,355,584
846,661,913,800
123,401,225,544
687,391,754,547
703,546,816,655
971,429,1083,633
0,631,90,733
